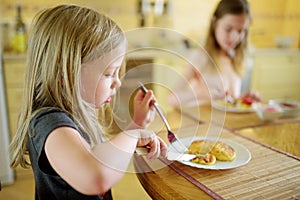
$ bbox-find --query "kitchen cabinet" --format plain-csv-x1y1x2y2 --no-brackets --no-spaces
2,54,26,138
251,49,300,101
1,54,33,192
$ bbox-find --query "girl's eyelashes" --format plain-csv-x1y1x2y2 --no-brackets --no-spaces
104,67,120,77
104,72,114,77
225,27,246,36
226,28,232,33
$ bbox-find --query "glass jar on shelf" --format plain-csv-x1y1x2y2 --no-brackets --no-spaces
10,4,27,53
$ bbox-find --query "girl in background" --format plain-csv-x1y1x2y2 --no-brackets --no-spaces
168,0,261,106
10,4,167,199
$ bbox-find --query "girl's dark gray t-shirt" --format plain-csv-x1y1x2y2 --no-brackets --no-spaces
28,108,112,200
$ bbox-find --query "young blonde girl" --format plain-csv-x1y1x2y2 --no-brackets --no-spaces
168,0,261,106
10,4,167,199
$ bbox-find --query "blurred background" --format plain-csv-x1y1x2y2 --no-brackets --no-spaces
0,0,300,199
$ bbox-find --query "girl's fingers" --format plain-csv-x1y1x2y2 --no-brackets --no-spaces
142,90,156,107
149,139,161,161
137,130,166,161
158,137,168,157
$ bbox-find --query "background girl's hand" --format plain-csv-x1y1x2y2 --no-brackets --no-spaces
241,90,263,105
132,89,156,128
137,130,167,161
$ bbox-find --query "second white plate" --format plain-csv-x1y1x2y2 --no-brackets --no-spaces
212,100,254,113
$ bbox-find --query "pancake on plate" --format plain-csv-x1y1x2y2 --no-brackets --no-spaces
186,140,211,154
187,140,236,163
210,141,236,161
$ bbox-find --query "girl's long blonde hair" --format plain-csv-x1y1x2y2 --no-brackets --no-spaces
205,0,251,76
10,4,125,168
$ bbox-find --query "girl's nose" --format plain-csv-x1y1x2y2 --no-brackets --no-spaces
112,77,121,89
230,30,239,40
230,30,245,43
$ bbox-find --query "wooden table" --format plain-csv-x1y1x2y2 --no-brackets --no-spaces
134,105,300,199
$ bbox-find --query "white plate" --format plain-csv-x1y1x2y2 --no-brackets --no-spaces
168,137,251,170
212,100,254,113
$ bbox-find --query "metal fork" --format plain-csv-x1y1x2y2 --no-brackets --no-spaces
225,94,236,105
137,82,188,153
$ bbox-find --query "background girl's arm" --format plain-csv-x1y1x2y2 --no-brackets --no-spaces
167,51,209,106
167,63,199,106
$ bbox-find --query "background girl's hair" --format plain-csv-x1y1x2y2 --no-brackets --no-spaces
10,4,125,168
205,0,251,76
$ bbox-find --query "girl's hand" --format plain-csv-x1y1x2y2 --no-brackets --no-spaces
137,130,167,161
132,89,156,128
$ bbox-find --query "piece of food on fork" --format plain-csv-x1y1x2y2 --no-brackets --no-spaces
190,153,217,165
